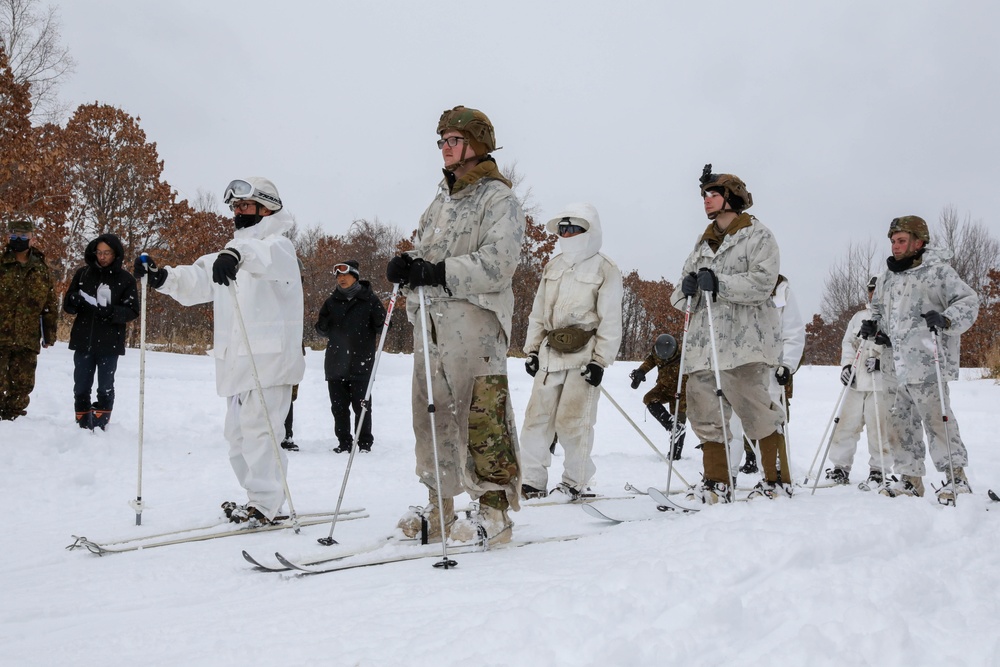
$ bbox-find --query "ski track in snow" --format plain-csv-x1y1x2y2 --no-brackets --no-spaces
2,344,999,666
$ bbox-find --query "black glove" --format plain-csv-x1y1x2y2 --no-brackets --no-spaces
96,305,114,321
134,254,167,288
921,310,949,332
67,291,95,313
858,319,877,339
629,369,646,389
775,366,791,386
875,331,891,347
865,358,880,373
697,267,719,300
212,249,241,286
681,272,698,297
407,258,447,288
386,255,412,284
840,364,856,387
582,362,604,387
525,352,539,377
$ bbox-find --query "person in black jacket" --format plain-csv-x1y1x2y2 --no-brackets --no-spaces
63,233,140,429
315,260,387,453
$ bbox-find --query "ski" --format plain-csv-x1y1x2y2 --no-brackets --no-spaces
67,509,367,556
276,532,590,575
522,493,638,508
580,504,625,523
647,486,702,513
243,533,419,572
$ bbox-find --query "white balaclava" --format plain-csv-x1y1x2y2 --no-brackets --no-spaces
546,202,603,266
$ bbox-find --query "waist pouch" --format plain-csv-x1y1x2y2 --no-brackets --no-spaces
546,327,597,353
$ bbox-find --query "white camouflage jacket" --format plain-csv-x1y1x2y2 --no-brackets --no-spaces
670,215,781,373
869,246,978,385
158,210,305,397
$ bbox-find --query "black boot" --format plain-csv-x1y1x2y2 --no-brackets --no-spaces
75,395,94,430
739,447,758,475
92,401,112,431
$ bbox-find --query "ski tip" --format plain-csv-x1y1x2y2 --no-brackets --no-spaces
988,489,999,502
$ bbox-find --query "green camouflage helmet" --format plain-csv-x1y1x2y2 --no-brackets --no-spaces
887,215,929,242
699,164,753,212
7,219,33,233
437,105,497,153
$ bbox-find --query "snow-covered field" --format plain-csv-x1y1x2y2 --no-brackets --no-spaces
2,343,998,667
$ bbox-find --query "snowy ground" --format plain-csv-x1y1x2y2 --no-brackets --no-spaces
2,343,999,667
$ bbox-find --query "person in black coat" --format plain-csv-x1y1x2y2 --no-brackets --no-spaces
315,260,387,452
63,233,140,429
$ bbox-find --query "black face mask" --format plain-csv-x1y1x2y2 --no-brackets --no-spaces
234,213,263,230
886,247,925,273
8,238,30,253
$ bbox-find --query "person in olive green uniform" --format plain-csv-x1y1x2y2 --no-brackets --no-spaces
0,219,58,420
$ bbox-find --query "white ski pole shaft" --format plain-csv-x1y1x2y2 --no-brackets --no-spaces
598,384,690,489
228,282,299,530
320,284,399,546
131,260,149,525
703,293,734,495
666,296,693,494
417,286,456,569
930,328,957,505
869,354,888,486
805,343,865,482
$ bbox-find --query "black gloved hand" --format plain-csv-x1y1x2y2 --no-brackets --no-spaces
629,369,646,389
697,267,719,300
865,357,881,373
874,331,891,347
386,255,412,284
858,319,877,339
775,366,791,386
681,272,698,297
212,249,241,286
407,258,447,288
67,291,95,313
582,362,604,387
840,364,856,387
96,305,114,321
525,352,539,377
134,254,167,288
921,310,949,332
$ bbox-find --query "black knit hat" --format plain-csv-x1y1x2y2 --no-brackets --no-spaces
337,260,360,279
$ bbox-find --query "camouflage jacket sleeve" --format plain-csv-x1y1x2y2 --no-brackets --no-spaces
638,353,657,375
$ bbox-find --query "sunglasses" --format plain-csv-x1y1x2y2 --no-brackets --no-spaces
9,233,30,241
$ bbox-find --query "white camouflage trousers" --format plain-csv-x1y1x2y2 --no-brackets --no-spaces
886,381,969,477
223,385,292,520
828,388,891,474
520,368,600,492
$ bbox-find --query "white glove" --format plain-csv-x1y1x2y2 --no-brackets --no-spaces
96,283,112,307
81,291,98,307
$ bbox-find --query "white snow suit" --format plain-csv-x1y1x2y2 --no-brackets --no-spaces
158,209,304,518
519,203,623,493
869,246,978,477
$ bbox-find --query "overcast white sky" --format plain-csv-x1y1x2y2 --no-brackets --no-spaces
54,0,1000,317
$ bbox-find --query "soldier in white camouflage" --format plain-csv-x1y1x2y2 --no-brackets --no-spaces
387,106,525,545
863,215,979,503
670,165,788,503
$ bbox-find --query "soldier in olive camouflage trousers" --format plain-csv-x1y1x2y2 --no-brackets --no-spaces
388,106,524,544
867,216,978,501
0,220,58,420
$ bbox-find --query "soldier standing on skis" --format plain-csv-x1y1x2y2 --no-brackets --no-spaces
519,203,623,500
862,216,978,503
387,106,524,545
670,165,789,503
824,276,893,489
0,219,57,421
630,333,687,460
63,233,140,430
134,177,304,524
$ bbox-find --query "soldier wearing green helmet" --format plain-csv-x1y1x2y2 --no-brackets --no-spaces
863,215,979,503
387,105,525,545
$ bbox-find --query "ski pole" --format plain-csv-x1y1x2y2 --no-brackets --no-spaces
666,296,693,496
703,290,735,499
129,256,149,525
598,384,691,489
416,286,456,569
810,342,867,495
869,351,889,491
319,283,399,546
929,328,958,506
228,282,299,531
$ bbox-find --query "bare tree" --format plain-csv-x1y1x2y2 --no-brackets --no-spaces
819,239,880,321
190,188,221,214
0,0,75,123
937,205,1000,293
502,160,540,220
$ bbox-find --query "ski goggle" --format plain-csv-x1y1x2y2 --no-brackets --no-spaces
222,179,281,210
557,223,586,236
8,233,31,241
334,263,357,276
